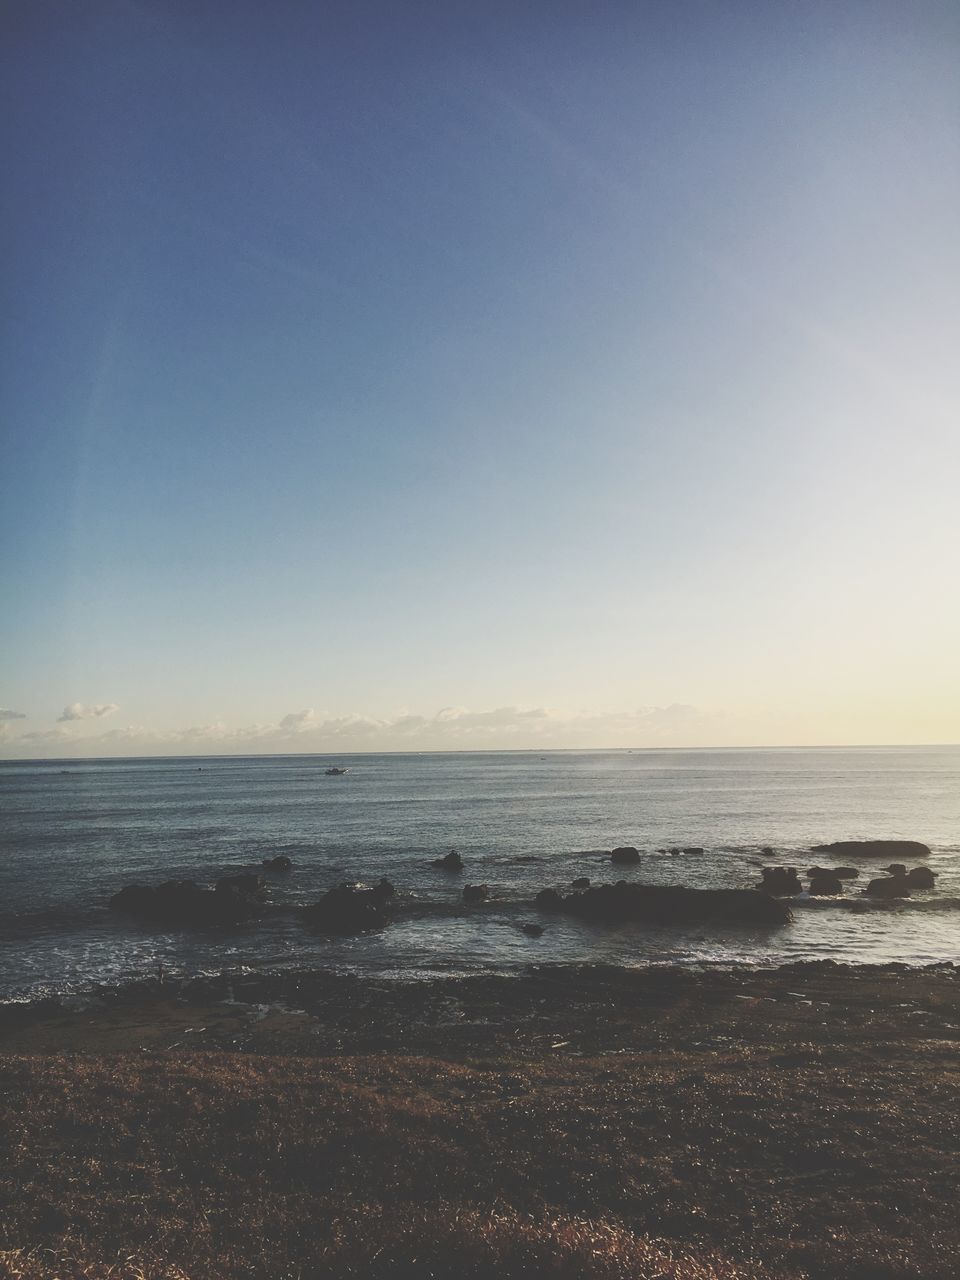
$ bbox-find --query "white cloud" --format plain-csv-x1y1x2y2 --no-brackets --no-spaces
18,727,72,743
430,706,549,730
278,709,318,732
0,701,727,758
57,702,119,723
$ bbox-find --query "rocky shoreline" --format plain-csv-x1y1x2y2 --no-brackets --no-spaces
92,838,944,937
2,958,958,1057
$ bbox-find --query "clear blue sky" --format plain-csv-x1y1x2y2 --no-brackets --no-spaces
2,0,958,755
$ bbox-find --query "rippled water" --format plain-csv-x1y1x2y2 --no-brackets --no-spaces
1,747,959,998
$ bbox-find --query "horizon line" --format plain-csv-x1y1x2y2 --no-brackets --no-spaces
1,742,958,765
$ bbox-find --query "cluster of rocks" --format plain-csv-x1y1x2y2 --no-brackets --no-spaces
535,880,792,926
759,867,804,896
807,866,859,894
758,866,859,896
302,879,396,933
610,845,704,864
758,855,936,899
109,874,268,926
863,865,936,898
107,837,936,938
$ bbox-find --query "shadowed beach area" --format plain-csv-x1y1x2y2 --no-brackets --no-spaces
2,963,959,1279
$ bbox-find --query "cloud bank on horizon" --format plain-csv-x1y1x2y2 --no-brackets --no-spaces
57,702,120,723
2,703,718,757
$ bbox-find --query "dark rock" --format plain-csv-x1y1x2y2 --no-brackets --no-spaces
833,867,859,879
303,882,391,933
759,867,803,896
463,884,489,903
611,846,641,864
262,855,292,872
522,923,544,937
811,840,931,859
908,866,937,889
571,877,591,889
535,888,564,911
808,873,844,896
549,882,791,927
109,876,267,926
864,876,911,899
372,878,396,902
884,864,908,876
683,847,705,855
217,874,267,900
761,846,775,856
431,850,463,871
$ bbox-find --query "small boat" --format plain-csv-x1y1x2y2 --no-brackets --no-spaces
324,766,348,776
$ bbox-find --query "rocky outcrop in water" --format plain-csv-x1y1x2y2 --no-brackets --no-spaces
808,872,844,896
109,875,267,926
463,884,489,903
864,875,911,899
812,840,931,859
535,880,792,926
431,851,464,871
535,888,564,911
908,866,937,889
858,865,935,897
611,846,640,864
302,881,394,933
759,867,803,896
862,864,909,897
262,855,292,872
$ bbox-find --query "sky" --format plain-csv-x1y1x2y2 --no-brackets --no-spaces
2,0,958,757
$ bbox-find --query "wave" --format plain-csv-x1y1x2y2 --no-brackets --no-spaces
792,895,960,913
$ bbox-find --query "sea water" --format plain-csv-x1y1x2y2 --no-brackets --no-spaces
1,746,959,999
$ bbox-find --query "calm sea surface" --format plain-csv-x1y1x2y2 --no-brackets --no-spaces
2,747,959,999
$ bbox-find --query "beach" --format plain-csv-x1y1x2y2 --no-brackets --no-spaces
3,962,959,1279
4,752,959,1276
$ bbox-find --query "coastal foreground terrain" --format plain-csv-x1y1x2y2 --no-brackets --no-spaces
2,963,959,1279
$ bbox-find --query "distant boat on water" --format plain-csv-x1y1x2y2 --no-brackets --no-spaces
324,766,348,776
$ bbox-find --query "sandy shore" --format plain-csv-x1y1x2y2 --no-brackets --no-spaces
2,963,959,1278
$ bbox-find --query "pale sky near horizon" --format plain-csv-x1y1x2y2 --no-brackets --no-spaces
2,1,959,758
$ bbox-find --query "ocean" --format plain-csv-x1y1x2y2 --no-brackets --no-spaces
2,746,958,1000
